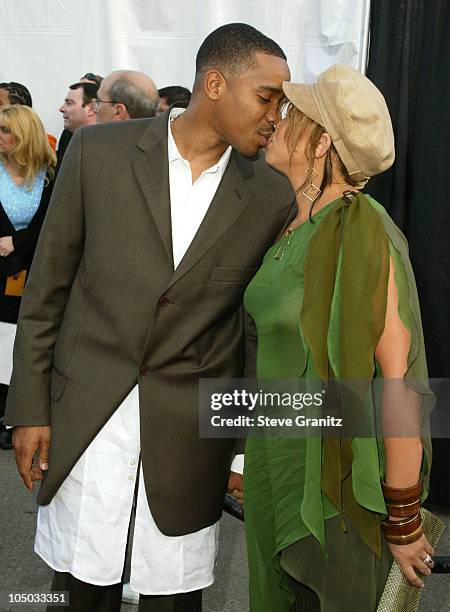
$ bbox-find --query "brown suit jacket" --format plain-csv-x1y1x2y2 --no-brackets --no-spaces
5,112,294,535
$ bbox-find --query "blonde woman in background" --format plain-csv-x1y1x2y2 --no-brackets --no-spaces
0,105,56,449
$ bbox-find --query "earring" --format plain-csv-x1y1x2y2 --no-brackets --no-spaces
302,167,321,202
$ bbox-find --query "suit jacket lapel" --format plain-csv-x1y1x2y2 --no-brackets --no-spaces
131,114,174,266
131,115,257,287
164,151,255,290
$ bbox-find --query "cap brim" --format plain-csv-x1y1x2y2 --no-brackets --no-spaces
282,81,324,127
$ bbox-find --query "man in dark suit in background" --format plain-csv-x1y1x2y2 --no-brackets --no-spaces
6,23,293,612
157,85,192,113
55,77,100,174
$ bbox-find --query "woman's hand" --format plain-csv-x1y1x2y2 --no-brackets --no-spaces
387,533,435,588
0,236,14,257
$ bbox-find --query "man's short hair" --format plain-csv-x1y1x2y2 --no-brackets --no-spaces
80,72,104,86
158,86,191,108
195,23,286,78
69,82,99,106
0,82,33,107
108,78,157,119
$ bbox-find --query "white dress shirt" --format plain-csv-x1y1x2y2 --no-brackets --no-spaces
168,107,232,268
0,321,15,384
34,109,243,594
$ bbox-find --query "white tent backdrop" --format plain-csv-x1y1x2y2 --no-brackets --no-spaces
0,0,370,137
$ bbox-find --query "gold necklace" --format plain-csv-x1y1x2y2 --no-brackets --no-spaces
274,224,297,261
274,188,354,262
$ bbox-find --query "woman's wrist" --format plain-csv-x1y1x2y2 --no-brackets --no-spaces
381,479,423,545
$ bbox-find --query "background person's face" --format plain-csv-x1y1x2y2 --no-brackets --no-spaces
157,97,169,114
215,53,290,157
0,89,10,109
59,88,90,133
0,123,16,155
95,79,118,123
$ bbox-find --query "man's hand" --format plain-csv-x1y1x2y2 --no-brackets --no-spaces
12,426,51,491
227,471,243,505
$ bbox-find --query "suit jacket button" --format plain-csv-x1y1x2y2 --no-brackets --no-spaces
140,365,151,376
158,296,171,307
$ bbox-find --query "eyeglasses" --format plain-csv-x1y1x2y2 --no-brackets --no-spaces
93,98,122,109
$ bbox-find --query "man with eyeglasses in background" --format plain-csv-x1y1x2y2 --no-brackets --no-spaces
94,70,159,124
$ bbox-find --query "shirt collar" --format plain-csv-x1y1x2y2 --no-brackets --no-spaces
167,108,232,175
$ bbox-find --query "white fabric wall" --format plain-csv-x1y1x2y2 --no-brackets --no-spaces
0,0,370,142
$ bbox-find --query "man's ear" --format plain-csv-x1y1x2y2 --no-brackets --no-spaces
203,69,226,101
315,132,332,159
86,101,97,118
115,103,129,120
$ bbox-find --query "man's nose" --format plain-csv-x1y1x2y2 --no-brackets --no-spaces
266,109,276,125
266,103,282,125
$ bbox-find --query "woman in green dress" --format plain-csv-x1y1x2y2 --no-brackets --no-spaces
243,65,435,611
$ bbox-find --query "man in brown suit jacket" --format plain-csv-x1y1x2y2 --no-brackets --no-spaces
5,23,293,611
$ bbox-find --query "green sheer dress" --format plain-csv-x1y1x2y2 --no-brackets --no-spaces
243,195,432,612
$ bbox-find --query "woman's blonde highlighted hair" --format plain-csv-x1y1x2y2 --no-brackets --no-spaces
0,105,56,186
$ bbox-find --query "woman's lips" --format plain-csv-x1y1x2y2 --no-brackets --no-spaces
258,133,271,147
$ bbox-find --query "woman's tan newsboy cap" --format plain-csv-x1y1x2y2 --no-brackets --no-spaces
282,64,395,182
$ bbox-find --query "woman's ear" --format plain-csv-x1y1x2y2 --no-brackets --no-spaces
315,132,332,159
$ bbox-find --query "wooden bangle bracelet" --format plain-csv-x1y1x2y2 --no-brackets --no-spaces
382,512,423,545
385,498,421,518
381,480,423,503
382,524,424,545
